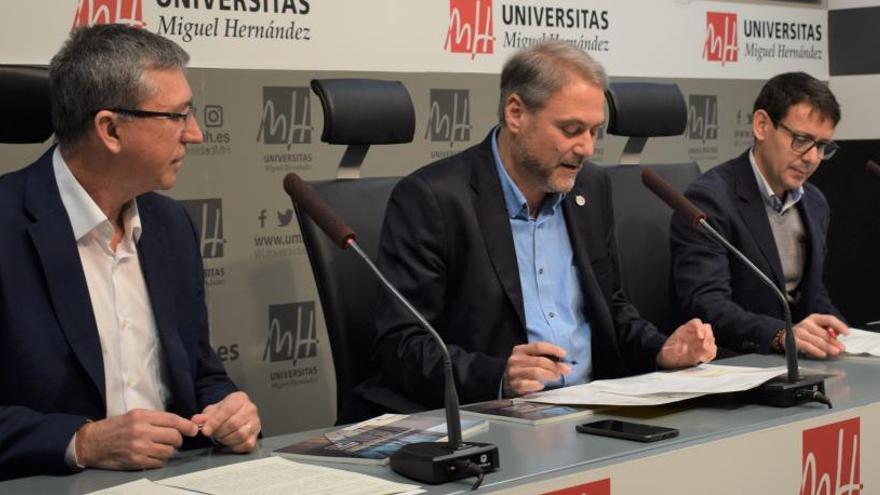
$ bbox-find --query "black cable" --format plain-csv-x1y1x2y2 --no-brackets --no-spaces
793,388,833,408
453,460,487,490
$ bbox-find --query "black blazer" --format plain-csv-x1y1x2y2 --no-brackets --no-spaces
345,132,667,420
670,151,842,354
0,149,237,479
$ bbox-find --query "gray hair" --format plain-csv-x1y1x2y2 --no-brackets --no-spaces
49,24,190,146
498,41,608,124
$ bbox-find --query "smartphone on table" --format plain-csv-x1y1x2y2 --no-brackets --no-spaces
575,419,679,443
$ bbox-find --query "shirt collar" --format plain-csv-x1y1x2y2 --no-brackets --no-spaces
490,126,564,220
748,148,803,214
52,147,142,243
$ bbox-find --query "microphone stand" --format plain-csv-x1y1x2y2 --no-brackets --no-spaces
347,239,500,486
283,173,498,487
696,219,830,408
640,167,831,408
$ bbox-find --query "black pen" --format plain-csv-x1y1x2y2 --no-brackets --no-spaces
542,355,578,365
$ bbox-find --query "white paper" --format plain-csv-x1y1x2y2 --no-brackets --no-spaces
86,478,190,495
523,364,786,406
157,457,423,495
840,328,880,357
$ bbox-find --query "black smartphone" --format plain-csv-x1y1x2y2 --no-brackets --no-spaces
575,419,679,443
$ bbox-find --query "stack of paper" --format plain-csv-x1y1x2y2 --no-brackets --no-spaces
88,457,424,495
840,328,880,357
523,364,787,406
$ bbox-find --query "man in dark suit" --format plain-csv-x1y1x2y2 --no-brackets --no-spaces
670,72,848,358
344,42,716,421
0,25,260,480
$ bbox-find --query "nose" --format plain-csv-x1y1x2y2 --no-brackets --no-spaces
573,131,595,159
182,114,203,144
802,143,823,166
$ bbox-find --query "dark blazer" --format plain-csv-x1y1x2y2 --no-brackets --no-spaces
0,149,237,480
344,133,667,421
670,151,842,354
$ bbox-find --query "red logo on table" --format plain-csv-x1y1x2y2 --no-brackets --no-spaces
542,478,610,495
445,0,494,59
72,0,144,29
703,12,738,65
801,418,862,495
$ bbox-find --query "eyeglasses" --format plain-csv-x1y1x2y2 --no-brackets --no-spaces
774,121,839,160
106,107,196,126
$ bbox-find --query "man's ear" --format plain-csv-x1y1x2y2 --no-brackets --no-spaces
93,110,123,154
752,108,771,143
503,93,527,135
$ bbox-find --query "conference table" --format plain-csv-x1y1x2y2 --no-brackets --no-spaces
2,354,877,494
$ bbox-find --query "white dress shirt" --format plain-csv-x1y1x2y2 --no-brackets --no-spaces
53,148,169,466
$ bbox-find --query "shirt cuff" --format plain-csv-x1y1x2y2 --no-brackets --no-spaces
65,432,86,471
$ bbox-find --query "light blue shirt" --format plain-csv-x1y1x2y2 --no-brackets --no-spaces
491,128,592,388
749,148,803,214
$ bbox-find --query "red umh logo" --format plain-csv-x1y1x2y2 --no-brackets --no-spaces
801,418,862,495
445,0,494,59
542,478,610,495
704,12,737,65
72,0,144,29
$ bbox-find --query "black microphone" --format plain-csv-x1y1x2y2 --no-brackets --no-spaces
283,173,499,485
867,160,880,179
642,167,830,408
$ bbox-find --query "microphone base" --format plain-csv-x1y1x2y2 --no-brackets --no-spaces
389,441,500,485
749,374,830,408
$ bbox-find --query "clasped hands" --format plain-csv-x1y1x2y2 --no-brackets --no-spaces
502,319,717,397
75,391,260,470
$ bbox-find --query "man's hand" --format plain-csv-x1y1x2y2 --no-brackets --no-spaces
502,342,572,398
191,391,260,453
75,410,198,470
789,314,848,358
657,318,716,369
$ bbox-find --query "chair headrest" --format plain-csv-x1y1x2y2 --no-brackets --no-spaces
310,79,415,145
0,65,53,144
605,82,687,138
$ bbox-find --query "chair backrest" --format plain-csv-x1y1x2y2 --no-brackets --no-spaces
606,163,700,333
0,65,52,144
292,78,414,414
296,177,400,411
604,81,698,333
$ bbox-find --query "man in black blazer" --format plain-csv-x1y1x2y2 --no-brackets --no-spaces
671,72,848,358
344,42,716,421
0,25,259,480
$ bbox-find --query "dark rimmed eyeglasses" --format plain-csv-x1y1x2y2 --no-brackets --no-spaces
105,107,196,125
774,120,839,160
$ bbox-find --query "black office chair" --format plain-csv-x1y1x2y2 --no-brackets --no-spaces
603,82,701,334
292,79,414,420
0,66,52,143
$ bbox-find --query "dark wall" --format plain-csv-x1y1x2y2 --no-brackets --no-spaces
810,139,880,327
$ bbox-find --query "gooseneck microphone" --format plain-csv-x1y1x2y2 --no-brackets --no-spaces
283,173,499,486
641,167,831,408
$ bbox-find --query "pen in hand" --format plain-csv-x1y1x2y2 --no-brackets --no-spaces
542,355,578,365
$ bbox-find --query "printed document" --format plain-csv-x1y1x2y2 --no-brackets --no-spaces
524,364,786,406
840,328,880,357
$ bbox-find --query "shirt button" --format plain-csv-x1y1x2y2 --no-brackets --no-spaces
127,377,134,389
538,268,544,275
548,312,556,318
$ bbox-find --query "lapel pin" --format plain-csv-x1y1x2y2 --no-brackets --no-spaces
575,195,586,206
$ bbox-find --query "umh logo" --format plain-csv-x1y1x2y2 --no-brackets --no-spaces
181,199,226,259
72,0,144,29
425,89,471,147
688,95,719,144
445,0,494,59
257,87,313,150
704,12,738,66
263,302,318,366
801,418,862,495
